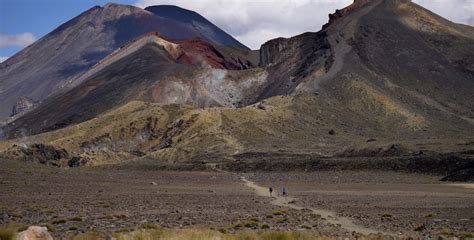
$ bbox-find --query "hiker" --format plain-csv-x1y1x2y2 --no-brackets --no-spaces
269,187,273,196
282,187,287,196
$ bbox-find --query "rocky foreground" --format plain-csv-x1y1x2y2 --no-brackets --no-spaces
0,159,472,239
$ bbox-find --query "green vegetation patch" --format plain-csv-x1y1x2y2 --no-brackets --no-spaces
139,223,159,230
69,216,83,222
242,220,259,229
272,210,287,216
52,218,67,224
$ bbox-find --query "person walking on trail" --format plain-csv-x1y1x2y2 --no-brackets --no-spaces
282,187,287,196
269,187,273,196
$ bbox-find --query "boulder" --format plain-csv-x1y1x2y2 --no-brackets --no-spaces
68,156,86,167
16,226,53,240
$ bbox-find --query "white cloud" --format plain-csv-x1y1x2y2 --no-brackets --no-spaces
0,32,37,48
0,57,8,63
135,0,473,49
413,0,474,26
135,0,352,49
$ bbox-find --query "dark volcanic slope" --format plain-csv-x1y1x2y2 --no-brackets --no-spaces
1,34,263,138
0,3,249,120
260,0,474,99
9,40,179,136
145,5,248,50
258,0,474,128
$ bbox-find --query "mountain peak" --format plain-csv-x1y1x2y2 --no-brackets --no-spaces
103,2,121,8
322,0,373,29
0,2,250,120
145,5,249,50
102,2,142,9
145,5,205,24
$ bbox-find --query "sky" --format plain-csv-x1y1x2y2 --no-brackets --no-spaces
0,0,473,62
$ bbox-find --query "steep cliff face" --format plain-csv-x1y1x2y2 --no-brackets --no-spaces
258,32,331,99
0,3,250,120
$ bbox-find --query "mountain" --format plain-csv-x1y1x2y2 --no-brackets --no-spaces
1,33,259,138
0,0,473,169
0,3,250,121
255,0,474,135
145,5,249,50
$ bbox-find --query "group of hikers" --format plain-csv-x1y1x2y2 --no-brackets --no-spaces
269,186,287,197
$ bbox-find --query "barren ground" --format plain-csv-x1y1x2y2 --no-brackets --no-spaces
0,159,473,239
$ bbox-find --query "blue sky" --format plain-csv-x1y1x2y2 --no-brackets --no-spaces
1,0,473,61
0,0,135,58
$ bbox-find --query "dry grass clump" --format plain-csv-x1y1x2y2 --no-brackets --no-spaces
272,210,287,216
380,213,393,218
1,226,403,240
69,216,83,222
0,224,29,240
139,223,160,230
242,220,259,229
0,228,15,240
301,225,312,230
67,232,107,240
51,218,67,224
115,229,321,240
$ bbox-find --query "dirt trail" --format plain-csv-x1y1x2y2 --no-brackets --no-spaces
449,184,474,189
301,0,382,91
241,176,393,236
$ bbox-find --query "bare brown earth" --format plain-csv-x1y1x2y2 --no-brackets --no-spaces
0,159,472,239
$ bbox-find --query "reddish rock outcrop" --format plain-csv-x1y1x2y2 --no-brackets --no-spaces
178,38,252,70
